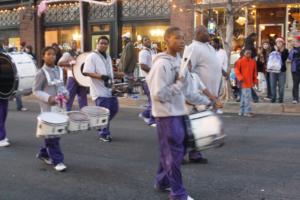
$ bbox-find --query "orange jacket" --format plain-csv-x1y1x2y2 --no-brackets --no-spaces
235,56,258,89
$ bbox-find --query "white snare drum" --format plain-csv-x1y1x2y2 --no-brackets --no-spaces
65,111,89,133
0,52,37,99
81,106,110,129
36,112,69,138
73,53,90,87
186,110,225,151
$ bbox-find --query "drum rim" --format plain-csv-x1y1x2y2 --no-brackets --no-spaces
72,52,90,88
66,111,90,122
0,53,19,99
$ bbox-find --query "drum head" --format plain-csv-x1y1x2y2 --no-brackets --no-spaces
0,53,18,99
38,112,69,124
81,106,109,116
67,111,89,122
73,53,90,87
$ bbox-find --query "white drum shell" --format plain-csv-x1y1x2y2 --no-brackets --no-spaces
81,106,110,129
188,111,225,151
73,53,90,87
36,120,68,138
66,111,90,132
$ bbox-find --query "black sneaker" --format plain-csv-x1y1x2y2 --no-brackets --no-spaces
189,157,208,164
99,135,112,142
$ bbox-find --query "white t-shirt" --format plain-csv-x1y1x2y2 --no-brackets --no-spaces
58,52,75,77
139,47,155,77
83,51,113,100
187,40,222,97
216,49,228,72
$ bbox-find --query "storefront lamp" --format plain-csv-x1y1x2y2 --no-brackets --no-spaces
236,17,246,26
72,33,82,41
137,35,142,41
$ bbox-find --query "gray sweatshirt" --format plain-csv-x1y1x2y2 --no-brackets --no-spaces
33,65,65,113
147,53,210,117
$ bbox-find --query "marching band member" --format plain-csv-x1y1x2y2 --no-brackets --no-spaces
0,99,10,147
58,40,88,111
33,47,68,172
83,36,123,142
147,27,213,200
138,35,156,127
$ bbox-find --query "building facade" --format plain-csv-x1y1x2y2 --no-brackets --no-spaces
0,0,171,60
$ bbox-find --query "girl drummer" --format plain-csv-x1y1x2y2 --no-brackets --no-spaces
33,47,68,172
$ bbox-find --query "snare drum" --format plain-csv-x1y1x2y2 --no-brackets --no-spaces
185,110,225,151
81,106,109,129
36,112,69,138
65,111,89,133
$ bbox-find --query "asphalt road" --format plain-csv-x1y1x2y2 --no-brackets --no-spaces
0,101,300,200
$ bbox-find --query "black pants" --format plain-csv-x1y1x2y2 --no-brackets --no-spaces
292,71,300,101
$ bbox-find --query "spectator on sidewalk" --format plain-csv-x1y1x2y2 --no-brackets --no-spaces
269,37,289,103
256,47,267,93
262,41,273,101
235,49,258,117
288,40,300,104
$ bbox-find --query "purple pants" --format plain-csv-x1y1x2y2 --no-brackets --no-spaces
0,99,8,141
39,138,64,165
95,97,119,137
155,116,188,200
66,77,88,111
141,81,155,124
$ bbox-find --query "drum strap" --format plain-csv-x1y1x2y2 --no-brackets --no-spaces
42,67,64,86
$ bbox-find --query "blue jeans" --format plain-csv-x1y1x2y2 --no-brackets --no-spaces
240,88,252,114
270,72,286,102
15,94,23,111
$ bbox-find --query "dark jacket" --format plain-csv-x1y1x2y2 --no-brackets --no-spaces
279,49,289,72
119,41,137,74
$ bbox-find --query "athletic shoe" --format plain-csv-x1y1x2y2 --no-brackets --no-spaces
292,100,298,104
21,107,28,111
99,135,112,142
138,113,150,124
154,184,171,192
216,109,223,114
244,113,254,118
36,154,53,165
150,123,157,128
189,157,208,164
187,196,194,200
0,139,10,147
54,163,67,172
238,112,243,116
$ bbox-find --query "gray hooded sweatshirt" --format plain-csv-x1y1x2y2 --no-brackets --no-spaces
147,52,210,117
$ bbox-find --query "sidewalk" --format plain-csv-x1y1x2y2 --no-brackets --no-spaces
21,91,300,115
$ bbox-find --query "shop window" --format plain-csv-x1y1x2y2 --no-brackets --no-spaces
45,26,81,50
92,24,110,33
122,24,169,52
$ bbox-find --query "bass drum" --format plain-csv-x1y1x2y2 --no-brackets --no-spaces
0,52,37,99
73,52,90,88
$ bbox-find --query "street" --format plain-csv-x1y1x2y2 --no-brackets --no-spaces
0,101,300,200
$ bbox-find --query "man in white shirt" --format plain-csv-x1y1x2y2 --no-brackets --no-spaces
138,36,156,126
212,37,230,102
83,36,120,142
58,40,88,111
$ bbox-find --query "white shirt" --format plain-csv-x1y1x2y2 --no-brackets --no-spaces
187,40,222,97
138,47,155,77
58,52,75,77
83,51,113,100
216,48,228,72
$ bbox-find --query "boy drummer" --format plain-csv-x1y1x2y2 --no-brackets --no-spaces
147,27,218,200
33,47,68,172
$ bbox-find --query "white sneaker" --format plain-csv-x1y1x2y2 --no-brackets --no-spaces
216,109,223,114
4,138,9,142
187,196,194,200
292,100,298,104
138,113,150,124
0,139,10,147
21,107,28,111
54,163,67,172
150,123,157,128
